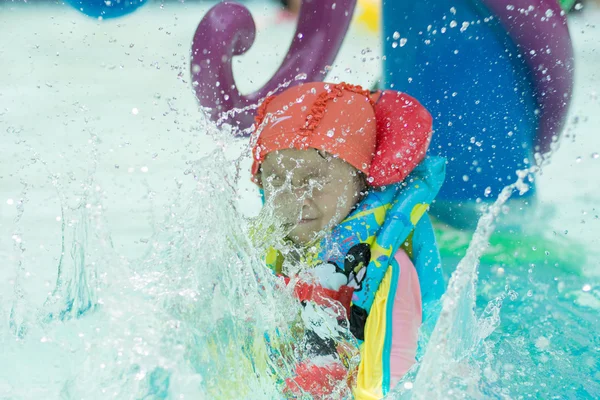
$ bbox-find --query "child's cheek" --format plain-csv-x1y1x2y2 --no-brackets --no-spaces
266,191,302,219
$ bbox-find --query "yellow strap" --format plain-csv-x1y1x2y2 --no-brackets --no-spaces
353,266,394,399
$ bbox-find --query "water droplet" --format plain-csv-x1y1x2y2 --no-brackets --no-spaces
535,336,550,349
582,284,592,292
576,156,582,163
399,38,408,47
392,42,398,49
294,73,307,81
131,108,139,115
460,22,470,32
532,246,537,251
506,4,515,10
6,198,14,205
462,175,469,182
484,187,492,197
527,290,533,297
450,6,456,14
592,152,599,159
326,130,334,138
297,33,303,39
545,9,554,18
393,31,400,40
545,250,550,256
129,43,135,48
450,20,457,28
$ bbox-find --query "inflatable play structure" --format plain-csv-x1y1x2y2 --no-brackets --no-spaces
65,0,147,18
64,0,574,228
190,0,574,228
381,0,574,225
63,0,574,228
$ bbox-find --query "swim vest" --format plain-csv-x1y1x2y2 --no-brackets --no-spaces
265,155,446,398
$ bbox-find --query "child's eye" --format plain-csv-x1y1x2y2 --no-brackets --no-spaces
269,176,284,187
307,175,328,189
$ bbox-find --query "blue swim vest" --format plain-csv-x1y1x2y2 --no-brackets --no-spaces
265,156,446,397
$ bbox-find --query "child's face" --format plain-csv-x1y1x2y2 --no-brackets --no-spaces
260,149,365,245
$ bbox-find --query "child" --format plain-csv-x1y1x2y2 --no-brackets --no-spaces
251,82,446,399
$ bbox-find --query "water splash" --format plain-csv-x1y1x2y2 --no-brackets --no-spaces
1,127,359,399
391,169,535,399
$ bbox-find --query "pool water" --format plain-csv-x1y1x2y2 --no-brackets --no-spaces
0,1,599,399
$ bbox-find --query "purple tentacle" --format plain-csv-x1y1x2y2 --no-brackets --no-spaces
483,0,574,153
191,0,357,134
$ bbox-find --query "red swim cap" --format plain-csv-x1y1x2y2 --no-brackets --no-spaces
251,82,433,187
251,82,377,177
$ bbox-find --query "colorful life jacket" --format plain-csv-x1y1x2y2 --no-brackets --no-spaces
266,156,446,398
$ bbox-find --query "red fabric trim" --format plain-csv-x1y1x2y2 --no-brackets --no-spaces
285,361,348,397
283,276,354,317
299,82,374,135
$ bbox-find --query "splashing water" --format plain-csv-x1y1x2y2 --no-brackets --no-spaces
1,119,359,399
4,115,596,399
2,3,600,399
397,170,533,398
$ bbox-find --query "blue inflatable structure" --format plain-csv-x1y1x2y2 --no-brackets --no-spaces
381,0,574,226
65,0,147,19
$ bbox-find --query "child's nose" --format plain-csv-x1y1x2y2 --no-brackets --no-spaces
302,197,312,208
